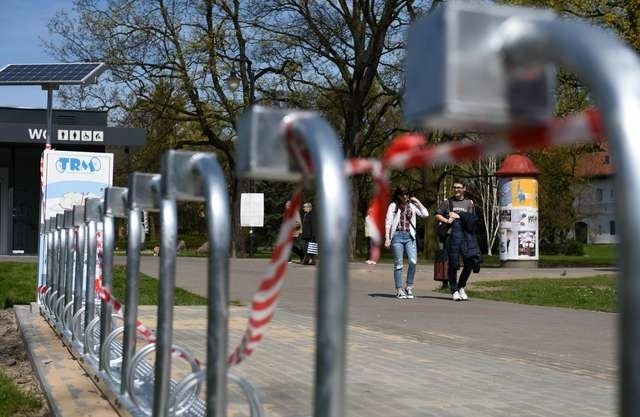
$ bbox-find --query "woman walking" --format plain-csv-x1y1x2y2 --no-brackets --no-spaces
384,185,429,299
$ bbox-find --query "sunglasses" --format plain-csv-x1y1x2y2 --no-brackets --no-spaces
453,186,464,189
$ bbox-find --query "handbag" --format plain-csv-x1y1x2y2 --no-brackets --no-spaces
433,248,448,281
306,241,318,255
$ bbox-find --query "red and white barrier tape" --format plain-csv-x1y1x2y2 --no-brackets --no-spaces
40,108,604,369
227,190,303,366
359,108,604,264
227,108,603,366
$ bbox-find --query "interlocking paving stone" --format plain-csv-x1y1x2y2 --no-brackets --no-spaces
136,305,616,417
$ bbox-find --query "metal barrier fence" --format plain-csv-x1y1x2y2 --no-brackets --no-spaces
34,1,639,416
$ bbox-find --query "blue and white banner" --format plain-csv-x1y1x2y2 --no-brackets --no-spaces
42,150,113,219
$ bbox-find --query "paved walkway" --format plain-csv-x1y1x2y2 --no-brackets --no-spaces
15,257,618,416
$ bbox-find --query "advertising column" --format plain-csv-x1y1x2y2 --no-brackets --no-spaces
496,155,540,267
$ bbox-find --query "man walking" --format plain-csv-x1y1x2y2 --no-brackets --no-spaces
435,180,480,301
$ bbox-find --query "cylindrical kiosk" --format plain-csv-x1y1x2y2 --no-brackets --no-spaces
496,154,540,267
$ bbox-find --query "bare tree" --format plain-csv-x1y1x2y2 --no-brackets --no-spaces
46,0,294,255
252,0,429,256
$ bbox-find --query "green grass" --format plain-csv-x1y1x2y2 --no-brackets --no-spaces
0,262,41,308
0,369,42,417
539,244,617,267
445,244,618,268
440,276,617,312
0,261,210,307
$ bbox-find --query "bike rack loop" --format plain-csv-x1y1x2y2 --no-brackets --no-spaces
56,213,68,323
153,150,231,417
120,172,161,396
40,218,52,312
237,107,351,417
99,186,128,371
405,1,640,414
45,216,58,317
63,210,75,313
83,197,102,352
72,205,87,324
53,209,75,330
47,215,62,316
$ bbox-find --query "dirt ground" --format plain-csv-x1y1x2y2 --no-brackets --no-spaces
0,309,51,417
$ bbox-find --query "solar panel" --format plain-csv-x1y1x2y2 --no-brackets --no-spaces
0,63,106,85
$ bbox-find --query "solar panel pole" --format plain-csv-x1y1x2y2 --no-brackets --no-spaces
36,83,57,304
45,84,55,148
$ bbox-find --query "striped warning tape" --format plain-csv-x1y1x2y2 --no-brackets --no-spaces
227,108,604,366
38,108,604,369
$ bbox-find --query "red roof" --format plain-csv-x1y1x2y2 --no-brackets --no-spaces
576,141,615,177
495,154,540,177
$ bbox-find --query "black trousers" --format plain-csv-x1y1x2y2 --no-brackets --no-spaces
448,254,473,293
290,236,304,261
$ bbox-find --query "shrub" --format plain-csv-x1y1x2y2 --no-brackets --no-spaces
561,239,585,256
540,240,561,255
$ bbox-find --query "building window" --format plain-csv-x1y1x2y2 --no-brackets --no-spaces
604,155,610,164
611,188,614,199
596,188,603,202
610,221,616,236
598,224,603,235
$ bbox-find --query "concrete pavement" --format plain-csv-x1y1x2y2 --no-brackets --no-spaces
17,256,617,416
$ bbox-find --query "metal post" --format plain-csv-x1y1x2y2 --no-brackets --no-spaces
121,173,160,395
495,18,640,417
403,2,640,415
56,213,67,321
50,215,62,316
64,210,75,308
154,151,231,417
84,198,102,351
42,218,52,310
236,107,350,417
100,187,128,371
73,205,86,320
285,116,350,417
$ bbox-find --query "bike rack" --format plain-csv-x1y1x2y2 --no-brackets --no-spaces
114,172,162,399
404,1,640,414
71,198,102,352
152,150,231,417
237,106,351,417
71,205,87,342
99,186,128,371
39,218,52,313
57,209,75,336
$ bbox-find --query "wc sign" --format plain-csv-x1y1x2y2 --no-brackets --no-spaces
41,149,113,219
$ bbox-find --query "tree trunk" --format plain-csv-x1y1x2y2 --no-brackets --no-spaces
349,178,360,261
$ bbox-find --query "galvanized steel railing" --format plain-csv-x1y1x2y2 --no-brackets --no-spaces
34,2,639,416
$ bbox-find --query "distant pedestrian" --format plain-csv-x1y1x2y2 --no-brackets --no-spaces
365,208,376,265
435,180,481,301
286,200,304,263
384,185,429,299
301,202,317,265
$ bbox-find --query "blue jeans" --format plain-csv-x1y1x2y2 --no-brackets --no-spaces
391,231,417,289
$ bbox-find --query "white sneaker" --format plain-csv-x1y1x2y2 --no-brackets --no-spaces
452,291,461,301
405,287,414,299
459,288,469,301
396,288,408,299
